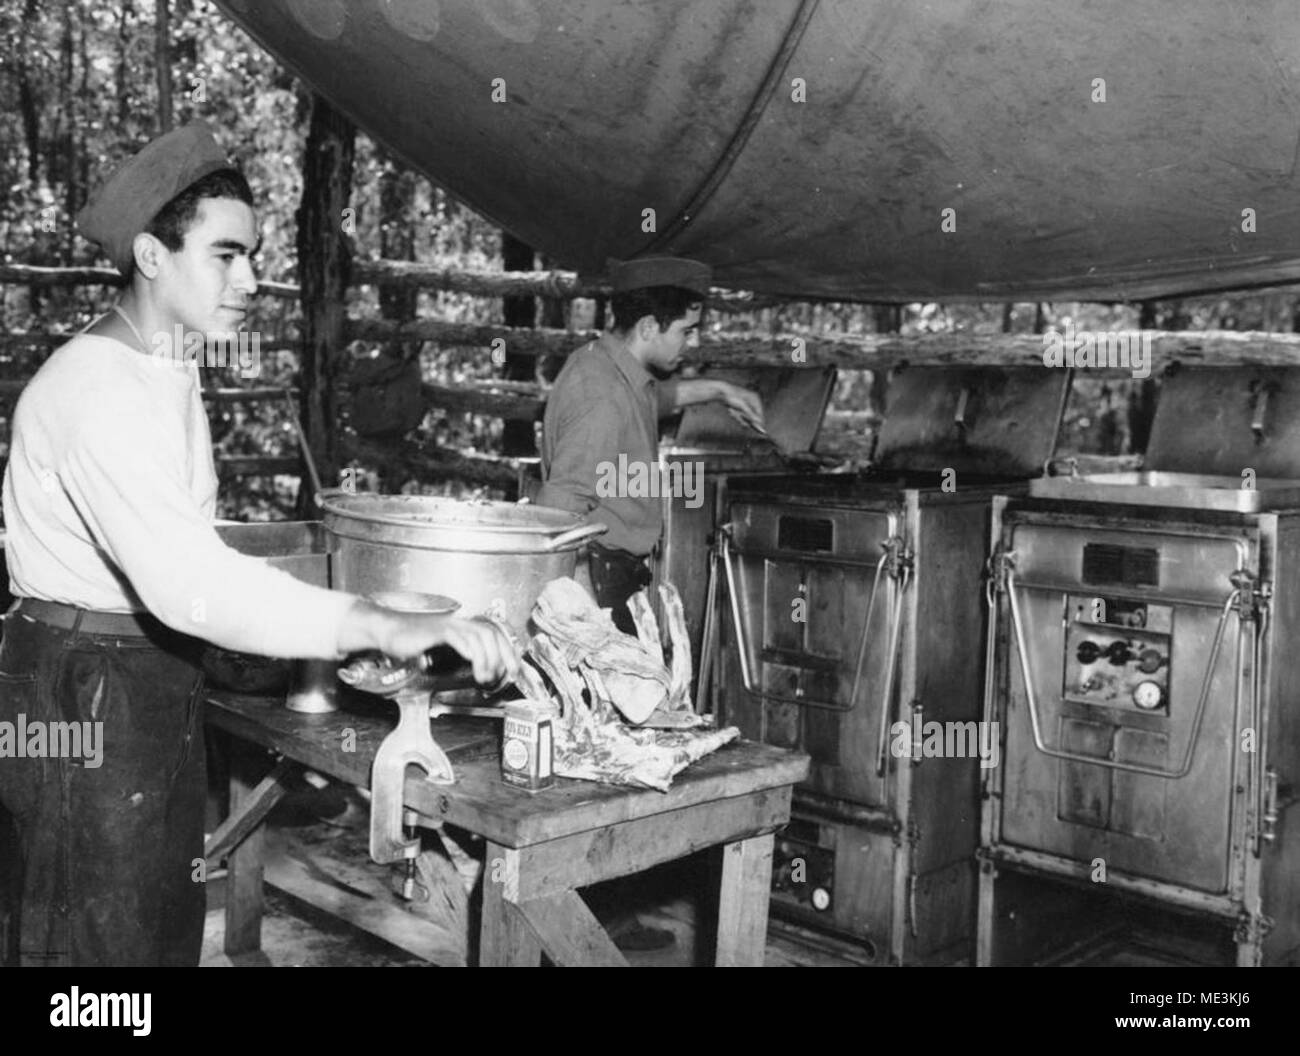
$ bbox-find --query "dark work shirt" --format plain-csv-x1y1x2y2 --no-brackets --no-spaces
536,335,678,556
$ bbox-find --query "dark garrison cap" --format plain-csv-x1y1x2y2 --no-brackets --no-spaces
607,256,712,297
76,121,232,274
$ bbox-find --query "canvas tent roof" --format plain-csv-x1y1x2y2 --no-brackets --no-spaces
216,0,1300,302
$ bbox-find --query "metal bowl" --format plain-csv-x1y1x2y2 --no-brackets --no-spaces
318,493,607,635
368,590,461,614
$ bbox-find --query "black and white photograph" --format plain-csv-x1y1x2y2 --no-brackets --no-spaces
0,0,1293,1021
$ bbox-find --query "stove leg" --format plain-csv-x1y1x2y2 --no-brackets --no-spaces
975,857,997,967
1234,912,1267,967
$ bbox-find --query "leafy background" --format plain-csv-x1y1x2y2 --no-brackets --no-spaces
3,0,1298,519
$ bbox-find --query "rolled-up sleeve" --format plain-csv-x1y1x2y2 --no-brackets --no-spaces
60,408,355,659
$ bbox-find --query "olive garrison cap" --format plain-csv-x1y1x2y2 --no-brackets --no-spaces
76,121,232,274
607,256,712,297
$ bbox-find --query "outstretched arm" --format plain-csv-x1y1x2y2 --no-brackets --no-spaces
661,378,765,431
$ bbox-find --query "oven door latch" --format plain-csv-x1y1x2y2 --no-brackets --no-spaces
1228,568,1270,622
1261,767,1281,845
985,545,1016,607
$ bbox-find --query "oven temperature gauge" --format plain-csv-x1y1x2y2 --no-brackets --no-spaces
1132,681,1163,710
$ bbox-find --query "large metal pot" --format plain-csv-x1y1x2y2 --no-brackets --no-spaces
318,493,605,634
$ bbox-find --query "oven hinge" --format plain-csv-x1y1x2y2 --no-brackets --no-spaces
882,534,914,581
906,698,925,766
1228,568,1270,622
985,544,1016,603
1233,910,1274,960
1261,767,1281,845
905,820,921,939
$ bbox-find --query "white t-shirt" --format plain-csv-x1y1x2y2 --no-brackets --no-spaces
2,333,353,659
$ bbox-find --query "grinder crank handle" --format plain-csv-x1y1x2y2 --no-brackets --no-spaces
339,649,496,697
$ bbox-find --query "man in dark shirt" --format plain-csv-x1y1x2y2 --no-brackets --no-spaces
536,257,763,952
537,257,762,633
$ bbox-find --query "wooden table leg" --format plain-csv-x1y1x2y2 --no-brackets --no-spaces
205,756,295,865
513,891,627,967
224,741,269,956
716,832,774,966
479,843,541,966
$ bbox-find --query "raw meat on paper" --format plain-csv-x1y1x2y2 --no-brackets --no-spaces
524,577,740,791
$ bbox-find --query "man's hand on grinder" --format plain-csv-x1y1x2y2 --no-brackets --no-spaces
338,602,522,686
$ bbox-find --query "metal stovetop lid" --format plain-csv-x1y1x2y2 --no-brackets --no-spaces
670,365,836,455
1145,366,1300,478
872,366,1070,478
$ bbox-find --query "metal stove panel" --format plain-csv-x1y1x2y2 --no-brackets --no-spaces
1145,366,1300,478
1030,471,1300,512
723,500,900,807
996,516,1252,893
873,366,1070,479
1007,520,1249,606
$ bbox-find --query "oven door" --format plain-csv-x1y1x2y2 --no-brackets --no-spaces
721,499,902,807
994,514,1257,894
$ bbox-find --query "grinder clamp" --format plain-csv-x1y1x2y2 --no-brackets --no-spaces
339,651,505,866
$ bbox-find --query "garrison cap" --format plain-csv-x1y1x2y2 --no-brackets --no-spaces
76,121,232,274
607,256,712,297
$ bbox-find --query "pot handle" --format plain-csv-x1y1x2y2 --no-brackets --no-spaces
314,487,351,509
546,523,608,551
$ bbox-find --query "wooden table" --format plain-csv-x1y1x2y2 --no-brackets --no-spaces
204,692,808,966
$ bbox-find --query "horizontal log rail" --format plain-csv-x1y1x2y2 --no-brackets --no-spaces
346,436,530,491
6,446,1142,492
6,325,1300,371
0,378,546,420
215,455,302,477
0,448,526,491
0,262,782,311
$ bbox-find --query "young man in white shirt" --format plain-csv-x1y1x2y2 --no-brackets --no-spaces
0,122,519,966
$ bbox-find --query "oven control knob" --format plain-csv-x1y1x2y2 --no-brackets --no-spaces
1137,649,1164,674
1106,641,1133,666
811,887,831,911
1076,640,1102,665
1133,681,1163,710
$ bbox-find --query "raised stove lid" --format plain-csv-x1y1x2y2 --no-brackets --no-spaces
1146,367,1300,477
670,366,836,455
872,367,1070,478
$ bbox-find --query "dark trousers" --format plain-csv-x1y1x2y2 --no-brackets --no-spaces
0,612,207,966
587,544,653,635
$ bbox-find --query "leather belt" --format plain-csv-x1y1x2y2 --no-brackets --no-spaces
11,597,162,637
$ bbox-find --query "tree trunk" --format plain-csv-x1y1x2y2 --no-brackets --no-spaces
500,233,535,457
17,0,42,183
54,3,72,235
294,93,355,514
73,4,90,259
155,0,172,133
377,146,419,360
870,304,899,423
